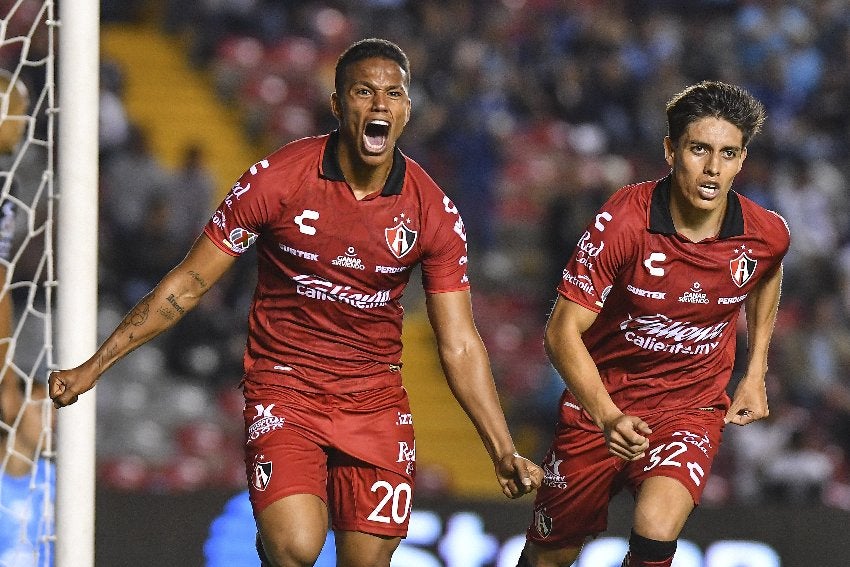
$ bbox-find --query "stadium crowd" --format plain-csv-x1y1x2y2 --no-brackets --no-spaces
87,0,850,508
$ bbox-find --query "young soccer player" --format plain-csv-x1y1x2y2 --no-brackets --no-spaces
49,39,541,566
516,81,790,567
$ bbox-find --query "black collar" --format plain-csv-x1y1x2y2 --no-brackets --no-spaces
320,130,406,196
648,175,744,238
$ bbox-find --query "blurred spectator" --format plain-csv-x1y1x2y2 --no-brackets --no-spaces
172,142,216,240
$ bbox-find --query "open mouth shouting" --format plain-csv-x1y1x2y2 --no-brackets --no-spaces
364,120,390,153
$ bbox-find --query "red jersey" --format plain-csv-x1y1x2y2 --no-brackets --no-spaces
557,176,790,413
204,132,469,393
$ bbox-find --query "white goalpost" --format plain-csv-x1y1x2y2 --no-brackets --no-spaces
0,1,98,566
55,1,99,567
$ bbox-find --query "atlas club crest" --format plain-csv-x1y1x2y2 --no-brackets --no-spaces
385,216,418,259
730,249,757,288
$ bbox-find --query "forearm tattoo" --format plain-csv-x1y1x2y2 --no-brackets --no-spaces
158,294,186,322
188,270,207,288
118,298,150,330
95,343,120,371
166,294,185,315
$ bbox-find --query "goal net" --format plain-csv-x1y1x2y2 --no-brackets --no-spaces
0,1,56,565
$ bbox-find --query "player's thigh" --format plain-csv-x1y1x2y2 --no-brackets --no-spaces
627,409,723,539
632,476,694,541
329,387,415,537
526,425,620,549
256,493,329,566
243,385,333,511
335,530,401,567
628,410,723,500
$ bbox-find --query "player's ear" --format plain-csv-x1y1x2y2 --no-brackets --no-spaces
331,92,341,121
663,136,675,167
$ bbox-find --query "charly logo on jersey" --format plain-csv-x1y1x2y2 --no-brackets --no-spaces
252,454,273,491
678,282,710,304
730,245,757,288
644,252,666,277
248,404,286,441
385,213,418,259
542,452,568,489
332,246,366,270
295,209,320,236
226,227,258,253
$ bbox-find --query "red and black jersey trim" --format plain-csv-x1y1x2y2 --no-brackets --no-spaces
319,129,407,196
648,175,744,238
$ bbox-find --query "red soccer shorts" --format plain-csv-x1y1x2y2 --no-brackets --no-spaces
527,400,724,548
242,382,416,537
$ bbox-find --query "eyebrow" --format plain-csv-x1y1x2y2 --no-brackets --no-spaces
351,80,406,91
688,140,742,152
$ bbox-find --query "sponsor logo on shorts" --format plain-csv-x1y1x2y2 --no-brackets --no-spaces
534,507,553,538
396,412,413,425
542,452,568,489
397,441,416,475
672,429,713,457
252,456,273,491
248,404,286,441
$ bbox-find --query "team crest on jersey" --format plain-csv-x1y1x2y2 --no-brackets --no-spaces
385,218,418,259
534,507,553,538
730,249,757,288
252,458,273,491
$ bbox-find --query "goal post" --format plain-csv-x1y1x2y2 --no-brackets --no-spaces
55,1,99,566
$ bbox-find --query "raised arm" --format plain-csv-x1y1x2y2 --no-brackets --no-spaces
425,289,541,498
726,264,783,426
49,235,237,408
544,296,651,460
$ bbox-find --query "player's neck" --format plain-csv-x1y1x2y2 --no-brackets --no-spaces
336,144,392,200
669,196,725,243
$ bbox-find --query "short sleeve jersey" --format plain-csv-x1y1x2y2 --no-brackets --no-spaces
556,176,790,413
204,131,469,393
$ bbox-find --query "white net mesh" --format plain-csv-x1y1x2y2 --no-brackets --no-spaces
0,1,55,566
